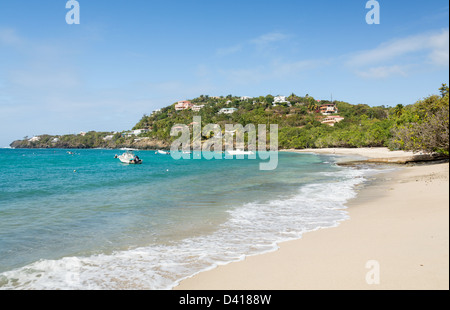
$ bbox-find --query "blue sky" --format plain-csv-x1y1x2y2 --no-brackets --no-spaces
0,0,448,146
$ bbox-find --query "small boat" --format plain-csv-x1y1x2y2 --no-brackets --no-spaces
157,150,170,155
226,149,255,156
118,150,142,164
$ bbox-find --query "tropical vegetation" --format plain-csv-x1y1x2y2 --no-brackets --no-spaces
10,84,449,157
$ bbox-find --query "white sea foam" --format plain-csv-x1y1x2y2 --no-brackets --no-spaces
0,166,375,290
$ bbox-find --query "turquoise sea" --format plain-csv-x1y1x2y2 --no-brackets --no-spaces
0,148,377,289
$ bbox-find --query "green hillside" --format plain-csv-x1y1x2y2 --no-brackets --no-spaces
10,85,449,156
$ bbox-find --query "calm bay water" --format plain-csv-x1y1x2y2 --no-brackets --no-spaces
0,148,374,289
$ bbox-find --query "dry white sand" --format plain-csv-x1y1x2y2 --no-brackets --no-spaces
284,147,421,158
175,160,449,290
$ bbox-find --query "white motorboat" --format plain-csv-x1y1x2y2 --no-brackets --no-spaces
117,150,142,164
157,150,170,155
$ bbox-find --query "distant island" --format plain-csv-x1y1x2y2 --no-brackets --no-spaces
10,84,449,157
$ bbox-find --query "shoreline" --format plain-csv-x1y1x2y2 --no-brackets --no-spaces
283,147,448,165
6,146,449,165
174,152,449,290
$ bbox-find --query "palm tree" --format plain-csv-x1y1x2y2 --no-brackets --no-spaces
439,83,449,98
307,99,319,112
393,104,404,118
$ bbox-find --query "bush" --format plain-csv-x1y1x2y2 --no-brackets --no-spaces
390,94,449,156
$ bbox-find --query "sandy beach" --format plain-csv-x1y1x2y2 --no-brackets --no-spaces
175,149,449,290
284,147,441,164
284,147,421,158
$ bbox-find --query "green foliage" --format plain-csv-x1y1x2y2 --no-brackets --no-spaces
391,91,449,156
439,83,449,98
10,131,123,149
11,85,448,156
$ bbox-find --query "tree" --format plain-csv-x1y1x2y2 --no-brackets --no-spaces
287,93,301,104
307,99,319,112
265,94,274,105
393,104,404,118
439,83,449,98
391,89,449,156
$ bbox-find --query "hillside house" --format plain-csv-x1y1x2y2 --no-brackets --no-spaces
273,96,291,106
123,129,149,137
218,108,238,115
320,103,338,115
192,105,205,112
321,115,345,126
175,100,194,111
29,136,40,142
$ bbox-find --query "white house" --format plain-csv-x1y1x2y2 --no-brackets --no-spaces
134,129,149,135
51,138,60,143
218,108,238,114
321,115,345,126
29,136,40,142
273,96,290,106
123,129,149,137
240,96,251,101
192,105,205,112
103,135,114,141
320,103,338,115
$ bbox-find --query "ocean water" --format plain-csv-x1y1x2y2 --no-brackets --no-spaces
0,148,376,289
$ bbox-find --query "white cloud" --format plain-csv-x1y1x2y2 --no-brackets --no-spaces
0,28,23,46
347,28,449,78
348,28,448,66
250,32,290,45
273,59,328,76
356,65,409,79
349,37,422,67
427,29,449,65
222,67,266,85
216,31,290,57
216,44,242,56
220,58,326,86
10,66,81,90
